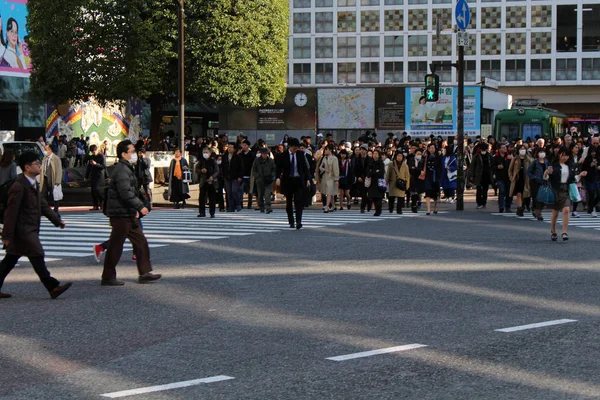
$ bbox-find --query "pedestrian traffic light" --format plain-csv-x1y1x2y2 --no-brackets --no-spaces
424,73,439,102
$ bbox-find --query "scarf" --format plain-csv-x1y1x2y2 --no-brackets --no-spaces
173,159,182,179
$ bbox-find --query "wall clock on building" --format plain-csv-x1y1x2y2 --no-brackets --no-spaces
294,92,308,107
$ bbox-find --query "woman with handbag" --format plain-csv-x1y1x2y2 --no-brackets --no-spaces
545,147,587,241
408,149,425,213
422,144,443,215
168,149,190,209
337,150,353,210
508,145,531,217
441,146,457,204
526,147,550,220
385,151,410,214
366,150,386,216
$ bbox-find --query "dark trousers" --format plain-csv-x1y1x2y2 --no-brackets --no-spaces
389,196,405,212
529,181,544,213
476,177,490,206
284,178,304,226
359,184,372,211
102,217,152,280
90,180,103,209
587,188,600,213
199,182,216,216
43,177,60,214
242,177,253,209
410,193,420,211
497,180,513,210
372,197,383,213
0,254,59,292
215,181,225,211
224,179,237,211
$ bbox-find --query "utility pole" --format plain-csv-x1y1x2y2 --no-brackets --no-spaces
177,0,185,153
456,42,465,211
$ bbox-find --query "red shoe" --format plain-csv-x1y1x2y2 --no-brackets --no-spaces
93,245,104,263
132,254,137,262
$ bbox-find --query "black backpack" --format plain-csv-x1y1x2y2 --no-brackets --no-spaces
0,179,16,224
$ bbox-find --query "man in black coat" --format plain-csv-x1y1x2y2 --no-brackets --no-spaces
276,137,310,229
222,142,243,212
239,140,255,210
353,144,372,213
102,140,161,286
85,144,106,211
0,152,72,299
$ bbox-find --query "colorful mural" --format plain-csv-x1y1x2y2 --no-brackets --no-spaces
46,98,142,156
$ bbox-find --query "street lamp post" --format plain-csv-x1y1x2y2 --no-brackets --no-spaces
177,0,185,153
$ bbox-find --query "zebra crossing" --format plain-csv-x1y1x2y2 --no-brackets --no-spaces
0,209,432,261
491,210,600,233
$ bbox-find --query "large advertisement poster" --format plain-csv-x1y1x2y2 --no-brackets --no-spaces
318,88,375,129
405,86,481,137
0,0,31,77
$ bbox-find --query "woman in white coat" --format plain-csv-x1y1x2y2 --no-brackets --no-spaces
317,145,339,213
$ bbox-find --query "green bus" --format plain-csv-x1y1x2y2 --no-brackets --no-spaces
494,106,567,142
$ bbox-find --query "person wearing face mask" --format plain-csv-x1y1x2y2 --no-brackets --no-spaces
582,147,600,217
408,149,425,213
215,155,225,212
526,147,550,220
101,140,162,286
470,143,493,209
316,145,340,213
195,149,219,218
492,144,513,213
508,145,531,217
167,149,190,209
251,148,276,213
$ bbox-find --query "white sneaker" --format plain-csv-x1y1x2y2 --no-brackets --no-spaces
449,199,455,204
593,211,598,218
572,211,580,218
476,205,484,209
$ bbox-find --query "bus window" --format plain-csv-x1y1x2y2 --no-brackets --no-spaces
522,123,542,141
500,123,520,141
588,122,599,135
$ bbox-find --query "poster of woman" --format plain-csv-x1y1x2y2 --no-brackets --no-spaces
0,0,31,77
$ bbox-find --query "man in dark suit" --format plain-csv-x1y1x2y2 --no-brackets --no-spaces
276,137,310,229
84,144,106,211
0,152,72,299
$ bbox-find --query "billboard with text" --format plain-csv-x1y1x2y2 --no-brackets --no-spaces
0,0,31,77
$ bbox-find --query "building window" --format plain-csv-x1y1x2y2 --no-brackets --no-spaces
434,62,452,82
338,62,357,83
338,0,356,6
315,37,334,58
361,11,380,32
384,36,403,57
464,60,476,82
361,0,379,5
316,63,334,83
361,62,380,83
408,0,426,4
432,0,451,3
481,60,501,81
530,59,551,81
385,0,403,4
407,35,427,57
316,12,334,33
293,0,311,8
384,61,403,83
337,37,357,58
556,58,577,80
361,36,380,57
293,13,311,34
293,63,311,84
505,59,526,81
293,38,312,59
582,58,600,80
316,0,333,6
338,11,357,32
557,5,577,52
582,5,600,51
408,61,427,82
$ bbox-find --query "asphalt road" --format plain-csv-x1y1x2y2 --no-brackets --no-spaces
1,200,599,400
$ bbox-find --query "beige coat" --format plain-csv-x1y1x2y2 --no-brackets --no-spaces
386,161,411,197
508,156,531,197
40,153,63,188
317,154,339,196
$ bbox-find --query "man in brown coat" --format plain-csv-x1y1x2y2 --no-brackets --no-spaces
0,152,72,299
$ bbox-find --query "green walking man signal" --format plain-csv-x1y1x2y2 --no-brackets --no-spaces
424,73,440,102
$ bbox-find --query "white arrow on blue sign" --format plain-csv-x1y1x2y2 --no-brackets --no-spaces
455,0,470,30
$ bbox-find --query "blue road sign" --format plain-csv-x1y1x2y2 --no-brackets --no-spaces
455,0,470,30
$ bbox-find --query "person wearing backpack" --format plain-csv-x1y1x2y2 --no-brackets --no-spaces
0,152,72,299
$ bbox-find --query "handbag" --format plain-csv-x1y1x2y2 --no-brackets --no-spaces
536,183,555,205
395,178,407,191
364,177,372,188
53,185,64,201
569,183,582,202
578,187,587,203
377,178,387,192
182,170,192,184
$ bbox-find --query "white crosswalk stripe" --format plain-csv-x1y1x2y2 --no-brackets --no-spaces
0,209,440,261
491,210,600,232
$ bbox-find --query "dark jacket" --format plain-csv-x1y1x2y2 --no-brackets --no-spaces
548,162,577,192
222,152,243,181
470,152,493,186
526,159,550,185
338,157,354,186
366,159,386,199
135,156,153,186
251,157,276,186
85,154,106,183
276,150,310,195
105,160,145,218
239,150,255,177
195,157,219,187
2,174,61,257
353,155,371,182
407,155,425,194
492,154,511,182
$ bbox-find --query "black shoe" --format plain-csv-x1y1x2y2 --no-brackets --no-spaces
360,209,365,214
290,223,295,228
0,292,12,299
397,210,403,214
219,208,225,212
260,209,265,213
197,214,206,218
50,282,72,299
373,212,381,217
210,214,215,218
296,223,303,230
138,273,162,284
499,208,504,213
412,208,418,213
101,279,125,286
266,209,273,214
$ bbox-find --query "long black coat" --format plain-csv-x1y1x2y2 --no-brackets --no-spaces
366,159,386,199
2,174,61,257
276,150,310,195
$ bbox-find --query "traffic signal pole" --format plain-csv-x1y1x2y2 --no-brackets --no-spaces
456,43,465,211
178,0,185,153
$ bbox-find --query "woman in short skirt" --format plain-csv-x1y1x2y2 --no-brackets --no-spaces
545,147,587,241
